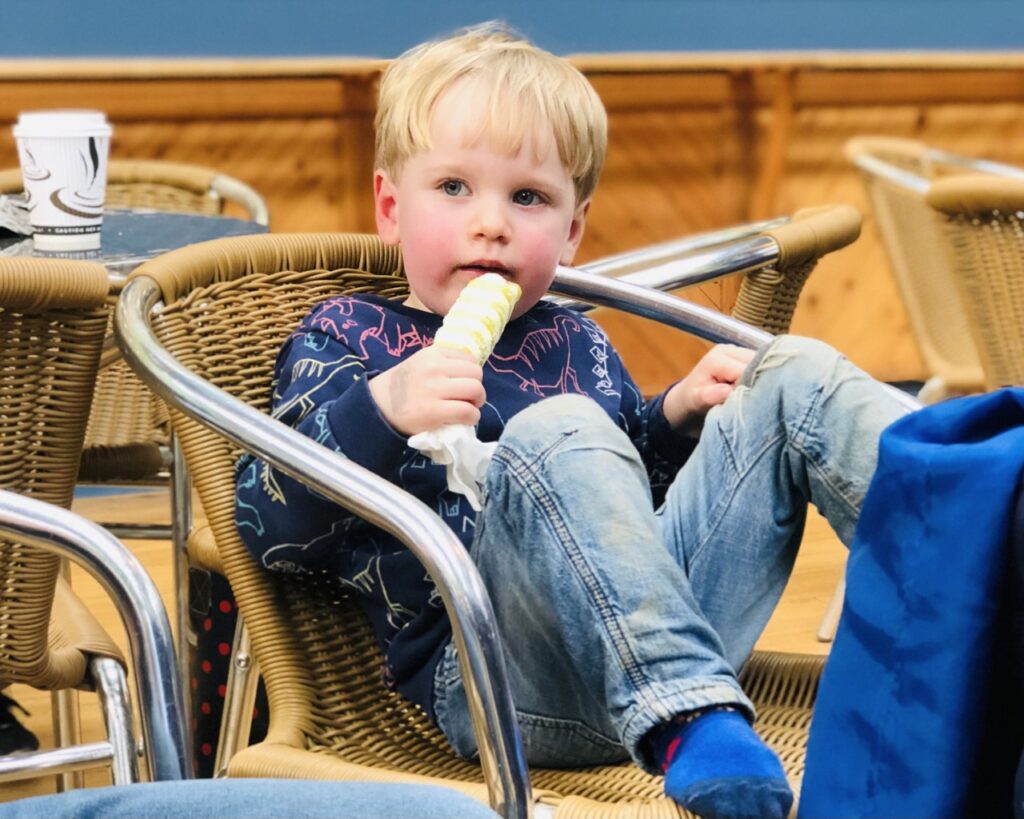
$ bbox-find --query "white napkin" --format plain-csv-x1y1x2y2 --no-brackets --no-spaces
0,194,31,236
408,425,497,511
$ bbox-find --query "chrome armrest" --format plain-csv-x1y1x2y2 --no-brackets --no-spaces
852,153,930,194
577,217,788,280
553,264,775,348
923,148,1024,180
547,218,788,316
211,174,271,227
0,488,191,782
115,277,530,819
553,233,783,315
549,267,922,414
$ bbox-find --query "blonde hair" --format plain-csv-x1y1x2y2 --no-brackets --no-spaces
374,22,607,204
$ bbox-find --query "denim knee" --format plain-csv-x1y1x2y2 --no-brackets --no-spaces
500,393,621,453
742,334,844,393
487,393,649,532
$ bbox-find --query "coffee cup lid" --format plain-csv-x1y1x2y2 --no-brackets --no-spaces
13,110,112,138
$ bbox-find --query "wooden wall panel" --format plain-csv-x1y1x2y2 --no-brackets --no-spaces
2,56,1022,393
773,106,925,378
585,104,755,390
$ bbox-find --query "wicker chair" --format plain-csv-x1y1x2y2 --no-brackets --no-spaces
3,160,270,706
115,210,860,818
0,258,138,787
925,175,1024,390
843,136,1024,403
844,137,982,402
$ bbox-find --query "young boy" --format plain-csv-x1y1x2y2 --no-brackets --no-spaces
236,23,908,818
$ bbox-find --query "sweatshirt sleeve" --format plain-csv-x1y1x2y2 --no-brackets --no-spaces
235,323,409,573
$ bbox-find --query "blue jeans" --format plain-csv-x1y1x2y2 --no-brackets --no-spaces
0,780,499,819
433,335,910,774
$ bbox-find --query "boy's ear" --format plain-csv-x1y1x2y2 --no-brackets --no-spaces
374,170,400,245
559,199,591,265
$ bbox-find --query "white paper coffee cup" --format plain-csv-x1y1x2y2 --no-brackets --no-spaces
13,110,113,251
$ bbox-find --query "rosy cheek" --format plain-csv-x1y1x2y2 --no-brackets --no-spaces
521,232,562,273
409,215,454,258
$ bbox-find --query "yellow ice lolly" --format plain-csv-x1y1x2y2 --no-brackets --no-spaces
433,273,522,365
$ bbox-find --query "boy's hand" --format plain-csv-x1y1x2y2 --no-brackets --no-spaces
663,344,755,437
368,346,486,436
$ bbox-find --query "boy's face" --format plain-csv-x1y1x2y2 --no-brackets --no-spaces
374,85,589,319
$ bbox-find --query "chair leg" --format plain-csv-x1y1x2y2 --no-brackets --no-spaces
170,433,194,718
90,657,139,785
52,555,86,791
816,577,846,643
214,618,258,778
51,689,84,791
916,376,948,404
104,522,174,540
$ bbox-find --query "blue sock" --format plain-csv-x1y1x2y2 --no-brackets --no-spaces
649,709,793,819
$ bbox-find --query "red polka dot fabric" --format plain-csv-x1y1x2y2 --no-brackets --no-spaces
188,568,268,777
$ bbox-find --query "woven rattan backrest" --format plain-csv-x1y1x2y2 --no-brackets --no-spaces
2,161,212,216
0,258,109,683
133,234,406,744
1,160,267,221
104,160,221,215
844,137,984,390
927,175,1024,390
731,260,808,335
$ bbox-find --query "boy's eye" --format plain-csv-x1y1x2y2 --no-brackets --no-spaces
512,189,543,206
441,180,467,196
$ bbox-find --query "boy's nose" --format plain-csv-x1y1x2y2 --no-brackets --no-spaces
470,198,510,242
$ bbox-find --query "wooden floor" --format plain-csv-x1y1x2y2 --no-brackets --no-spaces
1,487,846,802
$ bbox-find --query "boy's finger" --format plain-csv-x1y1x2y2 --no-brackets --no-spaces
701,381,734,408
436,355,484,380
718,345,755,364
444,377,487,406
433,345,478,364
711,358,748,384
440,399,481,426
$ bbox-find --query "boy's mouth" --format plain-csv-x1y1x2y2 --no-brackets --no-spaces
459,262,513,278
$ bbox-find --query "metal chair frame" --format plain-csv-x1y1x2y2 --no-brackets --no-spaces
0,254,190,789
846,138,1024,403
3,160,267,717
0,490,190,785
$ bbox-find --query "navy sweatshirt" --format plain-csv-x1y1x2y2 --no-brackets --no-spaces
235,293,696,718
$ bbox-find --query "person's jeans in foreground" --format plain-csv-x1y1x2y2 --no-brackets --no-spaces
433,335,909,773
0,780,499,819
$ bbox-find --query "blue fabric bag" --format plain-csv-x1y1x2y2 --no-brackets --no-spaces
800,388,1024,818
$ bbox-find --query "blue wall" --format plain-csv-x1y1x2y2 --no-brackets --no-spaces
5,1,1024,58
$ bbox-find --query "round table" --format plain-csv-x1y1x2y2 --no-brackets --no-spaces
0,209,268,277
